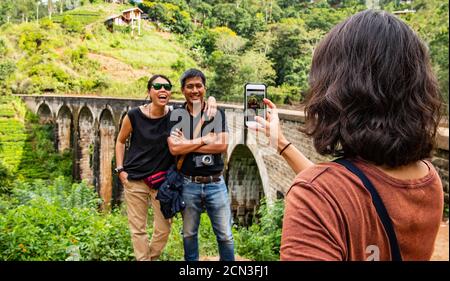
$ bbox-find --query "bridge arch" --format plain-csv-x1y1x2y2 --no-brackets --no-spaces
98,108,116,208
97,105,115,125
36,102,53,124
56,105,73,153
226,144,268,225
77,106,95,185
118,111,127,128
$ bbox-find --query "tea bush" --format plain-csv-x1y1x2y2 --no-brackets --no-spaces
61,15,84,34
0,60,15,83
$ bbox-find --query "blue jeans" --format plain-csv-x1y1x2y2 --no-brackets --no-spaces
181,176,235,261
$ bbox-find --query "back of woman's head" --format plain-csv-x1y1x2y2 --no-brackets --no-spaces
304,9,442,167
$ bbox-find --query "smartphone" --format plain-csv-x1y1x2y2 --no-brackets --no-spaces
244,83,266,127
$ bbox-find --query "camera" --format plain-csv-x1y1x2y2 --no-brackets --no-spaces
193,154,215,168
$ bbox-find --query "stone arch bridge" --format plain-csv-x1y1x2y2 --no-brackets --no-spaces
19,95,449,224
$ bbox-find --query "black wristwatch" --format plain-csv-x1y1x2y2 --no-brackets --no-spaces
114,167,125,174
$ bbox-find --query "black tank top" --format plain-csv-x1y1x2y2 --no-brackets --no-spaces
123,107,174,180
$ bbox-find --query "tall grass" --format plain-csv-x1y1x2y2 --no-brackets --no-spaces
85,21,197,83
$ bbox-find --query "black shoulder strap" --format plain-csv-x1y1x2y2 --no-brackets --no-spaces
333,158,403,261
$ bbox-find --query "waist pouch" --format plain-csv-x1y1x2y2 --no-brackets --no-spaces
143,171,167,189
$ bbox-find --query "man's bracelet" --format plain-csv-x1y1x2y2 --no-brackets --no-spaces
279,142,292,156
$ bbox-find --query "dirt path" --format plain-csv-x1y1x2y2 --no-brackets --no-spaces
431,220,449,261
200,220,449,261
87,52,150,82
199,255,251,261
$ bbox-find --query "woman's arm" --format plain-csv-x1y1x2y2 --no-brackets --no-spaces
115,115,132,182
250,98,314,174
276,135,314,175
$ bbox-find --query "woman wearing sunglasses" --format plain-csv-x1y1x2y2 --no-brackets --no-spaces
115,74,217,261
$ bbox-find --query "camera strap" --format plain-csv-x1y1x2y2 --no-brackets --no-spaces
176,113,205,171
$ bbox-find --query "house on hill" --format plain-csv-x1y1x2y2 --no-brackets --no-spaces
121,7,144,23
105,14,125,28
104,7,144,35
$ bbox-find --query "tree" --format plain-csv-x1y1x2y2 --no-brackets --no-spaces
208,51,240,101
0,0,15,25
210,3,265,38
211,27,247,54
48,0,53,19
139,1,193,33
267,20,319,87
238,51,275,86
208,50,275,101
0,0,49,25
59,0,65,14
276,0,311,17
402,0,449,105
188,0,212,25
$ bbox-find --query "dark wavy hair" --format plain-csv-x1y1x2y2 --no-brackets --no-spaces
147,74,172,91
302,10,442,167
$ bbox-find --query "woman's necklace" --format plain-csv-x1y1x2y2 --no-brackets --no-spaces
147,103,167,119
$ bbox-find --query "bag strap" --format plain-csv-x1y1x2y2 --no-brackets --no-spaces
333,158,402,261
176,113,205,171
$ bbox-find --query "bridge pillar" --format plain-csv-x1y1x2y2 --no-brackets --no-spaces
77,106,95,185
56,105,72,153
98,109,116,209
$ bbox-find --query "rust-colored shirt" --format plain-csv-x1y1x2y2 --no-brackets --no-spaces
280,159,443,261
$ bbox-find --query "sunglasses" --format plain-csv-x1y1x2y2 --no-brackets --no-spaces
152,83,172,91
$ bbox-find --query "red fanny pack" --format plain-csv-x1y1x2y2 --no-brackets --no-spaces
143,171,167,189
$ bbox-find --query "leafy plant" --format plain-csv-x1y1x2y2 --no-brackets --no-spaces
0,60,15,82
61,15,84,34
234,198,285,261
0,37,7,57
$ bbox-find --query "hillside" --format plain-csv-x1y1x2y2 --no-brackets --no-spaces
0,3,196,99
0,95,72,192
0,1,447,105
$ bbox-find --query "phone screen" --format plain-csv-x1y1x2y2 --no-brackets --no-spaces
245,84,266,126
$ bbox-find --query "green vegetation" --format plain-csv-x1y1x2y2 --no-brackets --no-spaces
0,95,285,261
0,2,197,99
1,1,446,105
52,10,102,26
234,199,285,261
0,176,134,261
0,0,447,261
390,0,449,108
0,177,283,261
0,95,72,193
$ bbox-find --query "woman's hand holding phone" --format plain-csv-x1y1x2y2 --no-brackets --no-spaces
248,98,314,174
205,96,217,119
247,98,289,152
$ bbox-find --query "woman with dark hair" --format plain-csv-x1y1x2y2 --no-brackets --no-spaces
115,74,217,261
252,10,443,260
